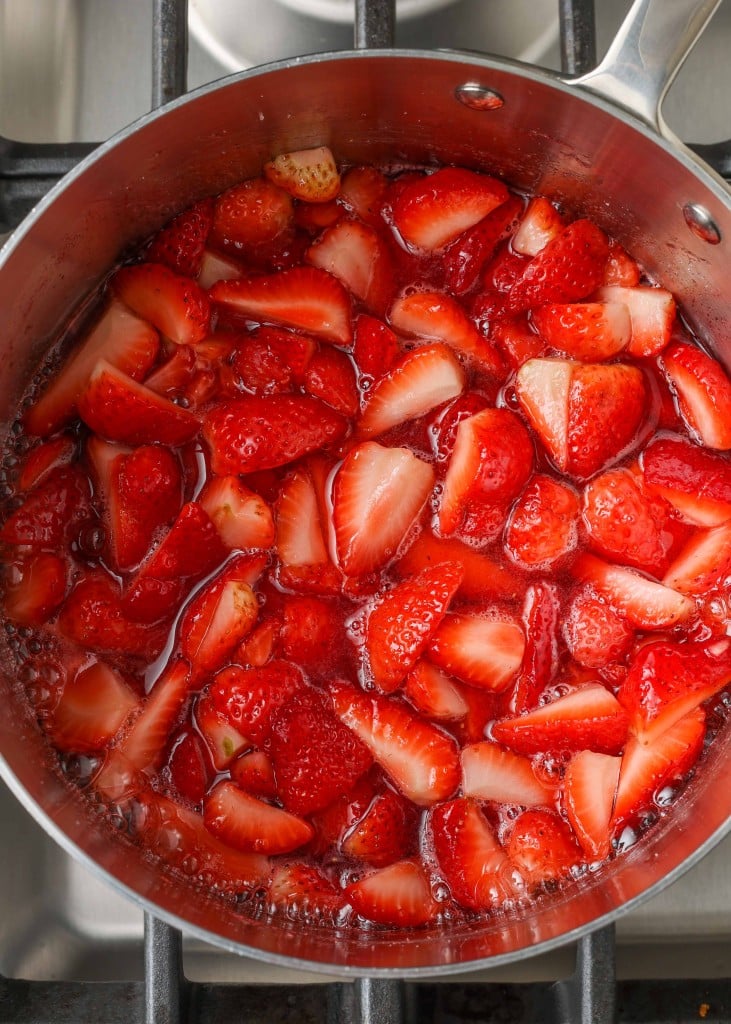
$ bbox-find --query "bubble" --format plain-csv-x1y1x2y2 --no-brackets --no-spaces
431,881,451,902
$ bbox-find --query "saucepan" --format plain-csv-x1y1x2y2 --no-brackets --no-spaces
0,0,729,976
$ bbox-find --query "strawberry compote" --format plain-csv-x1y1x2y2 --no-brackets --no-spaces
2,146,731,932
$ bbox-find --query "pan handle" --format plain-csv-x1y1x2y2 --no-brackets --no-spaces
572,0,721,139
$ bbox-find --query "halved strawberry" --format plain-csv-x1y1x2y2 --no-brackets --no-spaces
438,408,534,537
195,691,251,769
661,341,731,449
264,146,340,203
595,285,675,357
563,750,620,859
209,660,307,750
508,219,609,311
612,707,706,827
199,475,275,551
204,780,313,854
346,859,438,927
197,248,245,289
505,475,579,570
662,520,731,594
212,178,294,248
641,436,731,527
17,435,76,492
229,325,316,395
306,218,394,315
229,749,277,800
389,290,503,374
443,193,523,295
429,798,511,911
112,262,210,345
147,198,214,278
341,786,419,867
512,196,564,256
571,553,695,629
180,575,259,681
352,314,401,379
338,165,389,226
332,442,435,577
428,614,525,693
235,617,280,668
404,660,469,720
203,393,348,475
143,345,197,398
279,594,346,672
365,561,463,691
391,167,509,251
167,729,213,803
507,809,583,885
24,301,159,437
532,302,631,361
303,346,360,417
358,343,464,439
211,267,352,345
602,242,641,287
562,588,633,670
1,466,91,552
514,357,573,471
270,687,372,815
330,680,460,805
511,581,561,714
49,660,138,755
394,531,521,601
94,659,193,800
430,392,491,464
268,862,345,921
78,361,199,446
3,552,68,626
492,683,629,755
567,362,647,479
461,741,552,806
618,637,731,744
275,465,340,593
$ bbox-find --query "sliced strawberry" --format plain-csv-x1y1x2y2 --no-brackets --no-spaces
78,361,199,446
507,809,583,885
358,343,464,439
505,475,579,569
330,680,460,805
512,196,564,256
49,660,138,755
567,362,647,478
229,325,316,394
595,285,675,357
3,552,68,626
235,617,280,668
17,435,76,492
338,165,389,226
602,242,641,287
352,314,401,379
197,248,245,289
514,357,573,472
511,582,561,714
268,862,345,921
229,749,277,800
94,660,193,800
112,262,210,346
404,660,469,720
563,750,620,860
430,392,490,464
490,317,546,369
428,614,525,693
461,741,552,806
275,465,340,593
492,683,629,755
269,687,372,815
341,786,418,867
346,859,438,927
303,346,360,417
195,692,250,769
147,198,214,278
0,466,91,551
332,442,435,576
209,660,307,750
438,408,534,537
662,340,731,449
365,562,463,691
308,772,378,855
143,345,197,398
618,637,731,744
394,531,521,601
389,291,503,374
429,798,511,911
211,267,352,345
24,301,159,437
199,474,275,551
279,595,346,672
507,219,609,311
662,519,731,594
203,393,348,475
204,780,313,854
642,436,731,527
612,707,706,827
212,178,294,248
443,193,524,295
306,218,395,315
264,146,340,203
167,729,213,803
563,588,633,670
571,553,695,629
532,301,631,361
294,198,341,233
180,575,258,680
391,167,509,250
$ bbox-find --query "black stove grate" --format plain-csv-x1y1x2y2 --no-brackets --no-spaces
0,2,730,1021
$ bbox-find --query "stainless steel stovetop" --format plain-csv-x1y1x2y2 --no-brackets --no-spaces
0,0,729,991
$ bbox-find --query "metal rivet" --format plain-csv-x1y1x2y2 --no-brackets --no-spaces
455,83,505,111
683,203,721,244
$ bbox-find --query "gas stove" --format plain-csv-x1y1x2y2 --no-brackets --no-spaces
1,1,730,1021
